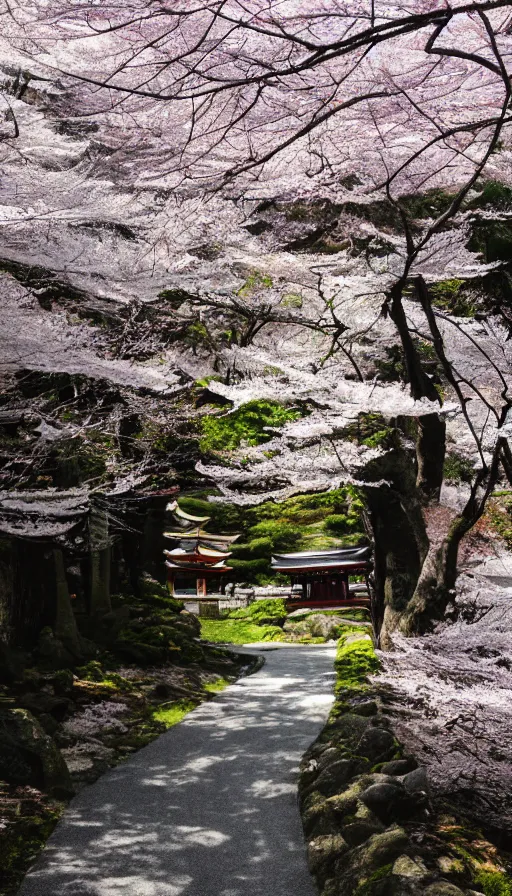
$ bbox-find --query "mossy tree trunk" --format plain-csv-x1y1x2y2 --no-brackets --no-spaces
361,445,429,648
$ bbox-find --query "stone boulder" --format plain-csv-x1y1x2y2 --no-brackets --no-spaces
0,708,74,797
335,826,409,895
313,759,355,797
284,613,345,641
341,802,386,846
308,834,349,887
357,725,397,764
359,781,415,824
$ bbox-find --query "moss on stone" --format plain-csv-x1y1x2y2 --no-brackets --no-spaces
334,630,380,696
204,676,231,694
352,861,394,896
237,269,273,297
1,800,64,896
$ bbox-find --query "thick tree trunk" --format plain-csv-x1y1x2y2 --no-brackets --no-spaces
416,413,446,503
361,443,430,648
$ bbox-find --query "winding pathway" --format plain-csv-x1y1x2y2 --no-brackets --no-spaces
19,644,336,896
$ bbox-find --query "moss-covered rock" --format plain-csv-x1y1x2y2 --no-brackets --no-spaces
0,709,74,797
308,834,350,886
336,826,409,895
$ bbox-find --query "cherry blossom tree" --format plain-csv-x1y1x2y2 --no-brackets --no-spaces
3,0,512,639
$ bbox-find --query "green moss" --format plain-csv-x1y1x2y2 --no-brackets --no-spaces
474,871,512,896
353,862,394,896
262,365,284,376
230,537,273,559
199,400,301,453
195,374,223,388
237,270,273,297
229,557,270,580
469,180,512,211
204,677,230,693
185,321,211,349
280,292,303,308
430,279,476,317
444,452,474,484
200,618,285,644
247,519,301,552
229,598,288,623
324,514,362,536
343,413,396,451
1,802,65,896
152,700,198,728
334,629,380,697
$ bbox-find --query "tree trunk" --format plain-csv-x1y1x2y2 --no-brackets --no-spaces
89,505,112,616
361,444,429,648
53,548,82,658
416,413,446,503
388,284,440,403
90,547,112,617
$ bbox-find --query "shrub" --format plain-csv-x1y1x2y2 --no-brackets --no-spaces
229,557,269,581
248,519,301,552
324,514,361,536
230,598,288,625
230,537,273,559
469,180,512,211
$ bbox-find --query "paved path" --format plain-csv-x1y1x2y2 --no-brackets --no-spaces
19,644,336,896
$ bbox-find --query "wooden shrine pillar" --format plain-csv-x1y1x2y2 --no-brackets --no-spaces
167,572,175,596
197,577,207,598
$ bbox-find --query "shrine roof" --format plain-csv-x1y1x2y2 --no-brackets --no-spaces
271,546,371,572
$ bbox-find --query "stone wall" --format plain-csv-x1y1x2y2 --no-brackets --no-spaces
299,629,511,896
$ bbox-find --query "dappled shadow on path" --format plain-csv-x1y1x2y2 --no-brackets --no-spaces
19,646,336,896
